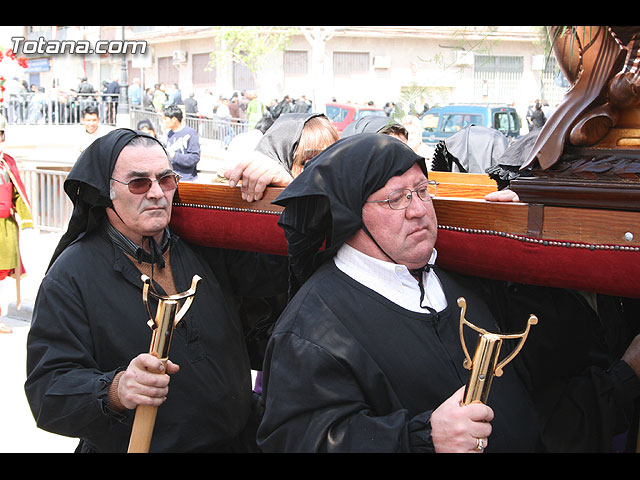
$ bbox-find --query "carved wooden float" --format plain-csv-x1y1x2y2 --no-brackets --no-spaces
170,170,640,299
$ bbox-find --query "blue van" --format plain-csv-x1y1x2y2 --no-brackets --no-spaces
421,104,521,145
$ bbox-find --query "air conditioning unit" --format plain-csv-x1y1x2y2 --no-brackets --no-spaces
172,50,187,64
531,55,546,71
454,50,474,67
373,55,391,69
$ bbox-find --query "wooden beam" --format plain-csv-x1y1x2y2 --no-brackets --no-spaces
174,179,640,248
433,197,640,247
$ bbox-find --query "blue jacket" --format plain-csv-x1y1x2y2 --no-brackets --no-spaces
165,126,200,181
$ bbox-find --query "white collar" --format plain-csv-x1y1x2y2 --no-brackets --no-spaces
334,243,447,313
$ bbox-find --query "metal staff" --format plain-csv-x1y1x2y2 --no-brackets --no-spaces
127,274,201,453
458,297,538,406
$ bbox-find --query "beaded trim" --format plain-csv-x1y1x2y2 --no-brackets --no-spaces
438,225,640,252
173,201,282,216
171,202,639,252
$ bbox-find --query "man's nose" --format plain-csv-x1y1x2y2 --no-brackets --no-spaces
405,193,429,217
147,179,165,197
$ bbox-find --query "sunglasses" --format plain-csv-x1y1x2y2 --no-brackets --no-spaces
111,172,180,194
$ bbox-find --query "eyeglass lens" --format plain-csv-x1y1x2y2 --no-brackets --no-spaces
128,174,178,194
388,182,437,209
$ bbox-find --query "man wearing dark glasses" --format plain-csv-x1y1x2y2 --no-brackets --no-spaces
25,129,288,452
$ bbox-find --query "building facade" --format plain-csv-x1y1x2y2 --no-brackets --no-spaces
1,26,568,123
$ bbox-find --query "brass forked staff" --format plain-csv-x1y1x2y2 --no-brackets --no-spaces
127,274,201,453
458,297,538,406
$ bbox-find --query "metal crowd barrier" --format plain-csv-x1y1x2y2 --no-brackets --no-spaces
14,106,250,232
130,107,248,145
3,93,119,126
19,167,73,232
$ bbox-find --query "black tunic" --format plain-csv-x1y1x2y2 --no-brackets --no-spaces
25,228,287,452
257,263,540,452
25,128,291,452
257,262,640,452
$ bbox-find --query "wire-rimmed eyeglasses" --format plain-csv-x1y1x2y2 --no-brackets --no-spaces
111,172,180,194
365,180,438,210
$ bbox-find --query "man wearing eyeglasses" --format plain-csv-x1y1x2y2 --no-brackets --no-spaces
25,129,288,452
256,133,640,453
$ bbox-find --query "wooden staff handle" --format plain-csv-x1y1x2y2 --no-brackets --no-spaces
127,358,166,453
128,405,159,453
128,275,201,453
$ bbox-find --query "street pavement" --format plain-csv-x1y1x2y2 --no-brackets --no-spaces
0,229,80,453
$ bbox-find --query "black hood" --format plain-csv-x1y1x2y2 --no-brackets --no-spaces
273,133,427,292
340,115,398,138
49,128,166,269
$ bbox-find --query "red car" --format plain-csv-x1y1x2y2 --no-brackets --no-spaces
325,102,387,133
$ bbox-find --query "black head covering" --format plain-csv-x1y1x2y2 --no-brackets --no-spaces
273,133,427,293
340,115,399,138
49,128,166,270
254,112,325,173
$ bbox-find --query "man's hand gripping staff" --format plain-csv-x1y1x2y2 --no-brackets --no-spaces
431,297,538,453
127,274,201,453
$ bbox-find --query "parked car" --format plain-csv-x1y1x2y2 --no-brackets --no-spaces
325,102,387,133
421,104,521,145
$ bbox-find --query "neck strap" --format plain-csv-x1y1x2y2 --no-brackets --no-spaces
361,222,435,312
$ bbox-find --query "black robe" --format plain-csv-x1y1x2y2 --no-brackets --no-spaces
25,227,287,452
261,133,640,452
257,263,539,452
257,262,640,453
24,128,292,452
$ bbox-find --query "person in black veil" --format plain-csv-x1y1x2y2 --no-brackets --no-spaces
430,125,509,174
224,112,340,394
224,112,339,202
24,128,288,452
256,133,640,452
340,115,409,143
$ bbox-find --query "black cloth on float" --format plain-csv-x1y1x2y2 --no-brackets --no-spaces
485,128,541,189
273,133,427,293
431,125,508,174
254,112,325,173
340,116,398,138
48,128,166,270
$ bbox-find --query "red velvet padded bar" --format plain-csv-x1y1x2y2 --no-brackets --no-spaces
170,204,640,299
435,229,640,299
171,205,288,256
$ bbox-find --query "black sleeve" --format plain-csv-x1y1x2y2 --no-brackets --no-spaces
488,282,640,452
25,275,130,440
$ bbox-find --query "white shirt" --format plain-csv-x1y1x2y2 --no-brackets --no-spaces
334,243,448,313
78,124,114,152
